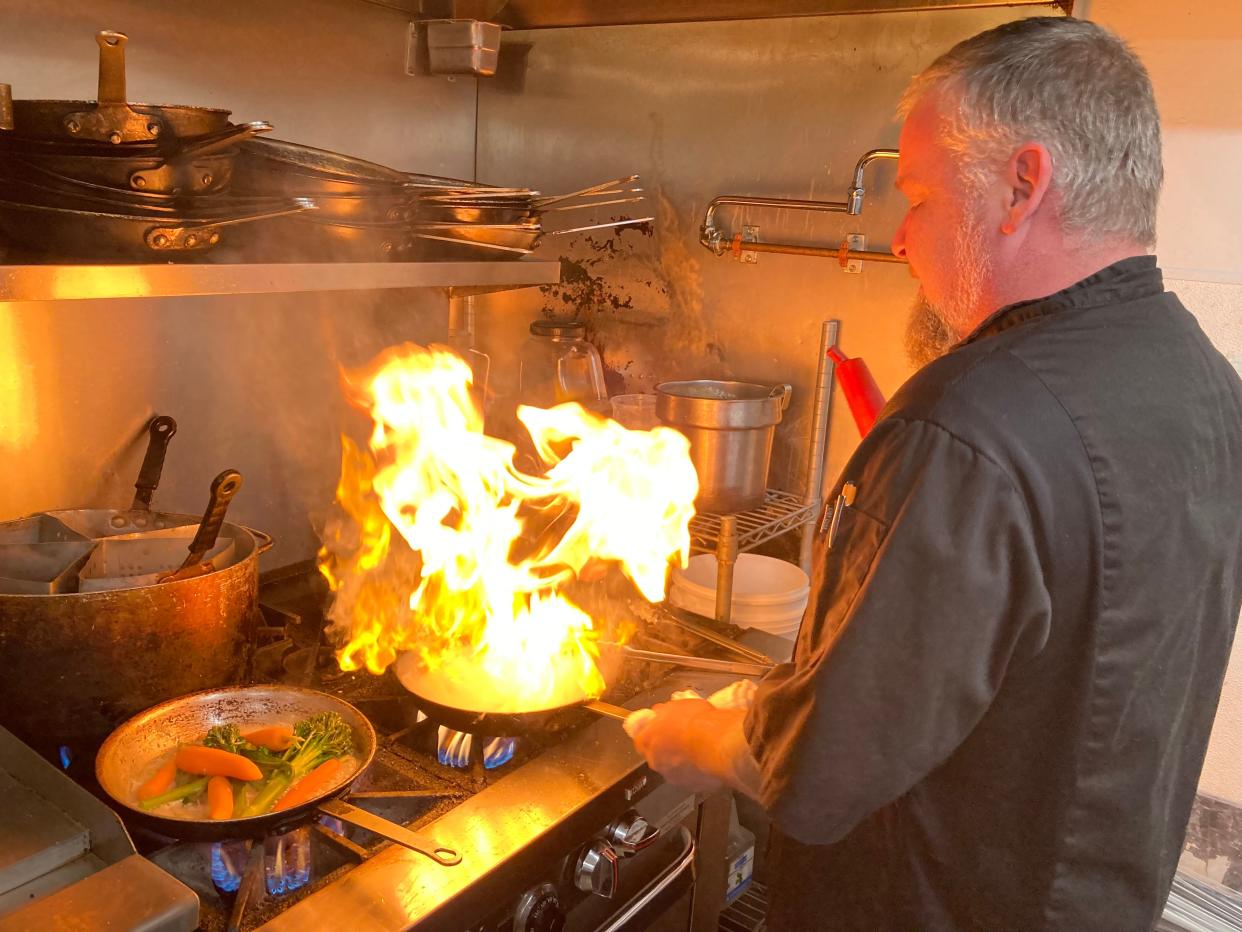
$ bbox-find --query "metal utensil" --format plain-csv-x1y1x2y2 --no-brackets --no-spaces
613,644,772,677
159,469,242,583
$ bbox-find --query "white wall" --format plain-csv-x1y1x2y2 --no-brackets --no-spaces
1080,0,1242,806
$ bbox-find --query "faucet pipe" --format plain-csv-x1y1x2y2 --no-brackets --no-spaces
700,146,900,255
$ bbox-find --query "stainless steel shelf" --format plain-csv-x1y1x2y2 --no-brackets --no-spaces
0,259,562,302
689,489,817,556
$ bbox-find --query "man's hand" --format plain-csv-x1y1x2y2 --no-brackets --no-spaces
630,699,761,798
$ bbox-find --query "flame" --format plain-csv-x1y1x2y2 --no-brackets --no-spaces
319,343,697,713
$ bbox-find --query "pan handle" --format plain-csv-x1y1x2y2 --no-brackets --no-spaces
97,31,128,106
244,527,275,555
130,414,178,512
317,799,461,866
583,699,633,721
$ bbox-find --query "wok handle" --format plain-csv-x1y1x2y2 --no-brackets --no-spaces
584,700,633,721
317,799,461,866
131,414,177,512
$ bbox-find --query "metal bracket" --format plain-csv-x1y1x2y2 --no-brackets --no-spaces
844,233,866,273
739,225,759,264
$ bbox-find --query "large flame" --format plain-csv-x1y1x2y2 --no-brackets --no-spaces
319,344,698,713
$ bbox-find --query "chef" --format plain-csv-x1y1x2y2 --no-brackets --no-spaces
629,17,1242,931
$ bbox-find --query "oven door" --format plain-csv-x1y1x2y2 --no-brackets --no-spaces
566,826,696,932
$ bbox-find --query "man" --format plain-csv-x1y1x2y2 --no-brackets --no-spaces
630,17,1242,931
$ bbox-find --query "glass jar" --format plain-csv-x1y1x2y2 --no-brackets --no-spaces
517,317,606,409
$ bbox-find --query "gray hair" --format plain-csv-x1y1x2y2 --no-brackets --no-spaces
899,17,1162,247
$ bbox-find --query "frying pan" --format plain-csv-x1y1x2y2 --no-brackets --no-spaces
0,121,275,198
393,641,771,737
96,684,461,865
10,31,230,143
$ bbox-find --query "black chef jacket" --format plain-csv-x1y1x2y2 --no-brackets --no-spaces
744,257,1242,931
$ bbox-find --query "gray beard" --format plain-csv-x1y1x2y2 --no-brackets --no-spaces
904,294,960,369
903,204,993,369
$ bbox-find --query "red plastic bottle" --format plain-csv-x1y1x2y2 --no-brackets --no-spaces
828,346,886,437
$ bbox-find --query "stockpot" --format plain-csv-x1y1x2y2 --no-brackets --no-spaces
656,380,792,514
0,508,271,779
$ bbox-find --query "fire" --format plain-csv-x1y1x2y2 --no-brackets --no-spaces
319,344,698,713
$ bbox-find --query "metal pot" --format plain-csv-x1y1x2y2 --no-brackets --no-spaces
0,511,272,777
656,380,792,514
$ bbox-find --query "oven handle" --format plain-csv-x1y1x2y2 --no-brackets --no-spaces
598,826,696,932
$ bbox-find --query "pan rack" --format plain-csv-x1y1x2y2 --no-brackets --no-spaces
682,320,839,626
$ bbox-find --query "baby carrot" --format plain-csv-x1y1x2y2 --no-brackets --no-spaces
207,776,234,820
242,725,296,752
273,758,342,812
176,745,262,782
137,757,178,802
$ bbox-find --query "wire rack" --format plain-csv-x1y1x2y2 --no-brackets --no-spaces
689,489,817,555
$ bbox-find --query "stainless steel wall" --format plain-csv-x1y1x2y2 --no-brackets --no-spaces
474,7,1051,498
0,0,479,563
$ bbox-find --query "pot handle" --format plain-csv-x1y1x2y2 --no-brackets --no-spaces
130,414,178,512
246,527,275,555
770,383,793,410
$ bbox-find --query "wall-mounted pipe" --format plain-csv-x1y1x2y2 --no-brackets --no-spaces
700,147,902,265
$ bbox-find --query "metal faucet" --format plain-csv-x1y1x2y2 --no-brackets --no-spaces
700,146,900,255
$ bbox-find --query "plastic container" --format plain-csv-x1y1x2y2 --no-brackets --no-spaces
517,317,606,409
610,393,658,430
669,553,809,637
724,797,756,906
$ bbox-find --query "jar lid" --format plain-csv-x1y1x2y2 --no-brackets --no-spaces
530,317,586,338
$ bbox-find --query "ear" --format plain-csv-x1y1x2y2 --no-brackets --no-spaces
1000,142,1053,235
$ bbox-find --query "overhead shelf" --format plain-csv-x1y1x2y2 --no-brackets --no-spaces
0,259,562,302
399,0,1073,30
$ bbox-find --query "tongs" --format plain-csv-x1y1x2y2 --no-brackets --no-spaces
605,642,772,678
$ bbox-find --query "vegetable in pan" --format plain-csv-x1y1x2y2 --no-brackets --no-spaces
135,710,354,820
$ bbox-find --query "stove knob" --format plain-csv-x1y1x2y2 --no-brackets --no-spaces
574,839,619,899
514,883,565,932
606,808,661,854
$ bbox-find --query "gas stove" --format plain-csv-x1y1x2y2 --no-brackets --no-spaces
119,562,736,931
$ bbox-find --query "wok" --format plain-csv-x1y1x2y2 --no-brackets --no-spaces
96,684,461,865
10,31,230,144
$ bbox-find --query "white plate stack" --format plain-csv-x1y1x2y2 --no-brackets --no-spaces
669,553,810,640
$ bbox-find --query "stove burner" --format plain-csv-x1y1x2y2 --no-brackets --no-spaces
435,726,518,769
209,827,315,898
210,840,246,894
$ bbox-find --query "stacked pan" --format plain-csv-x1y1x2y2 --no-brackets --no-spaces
0,31,311,260
230,137,654,262
410,173,653,260
225,137,423,261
